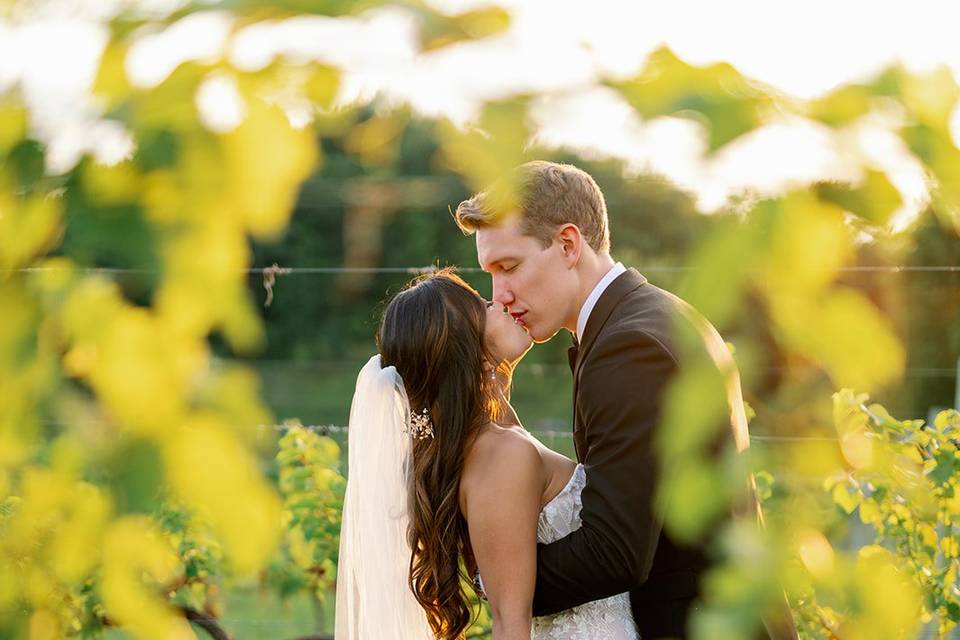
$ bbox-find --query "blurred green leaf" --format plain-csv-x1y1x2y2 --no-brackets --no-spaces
660,456,727,542
678,216,757,327
781,288,905,392
808,84,873,127
893,65,959,131
415,5,511,51
304,64,341,109
933,409,959,433
104,439,164,515
902,124,960,235
91,42,133,110
753,470,774,504
815,169,903,226
226,0,371,17
0,102,28,153
135,129,180,171
609,47,776,151
879,65,960,235
438,97,532,206
6,140,45,192
660,360,729,461
831,479,861,514
0,190,63,271
754,191,852,300
928,449,957,485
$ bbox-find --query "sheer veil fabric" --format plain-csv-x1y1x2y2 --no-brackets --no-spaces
335,355,433,639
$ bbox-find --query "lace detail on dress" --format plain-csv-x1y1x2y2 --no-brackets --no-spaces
531,464,639,640
536,463,586,544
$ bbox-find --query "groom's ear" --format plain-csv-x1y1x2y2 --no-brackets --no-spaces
555,223,583,267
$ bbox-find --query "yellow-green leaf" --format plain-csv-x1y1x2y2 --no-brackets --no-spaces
438,97,532,210
815,169,903,226
417,6,511,52
609,47,776,151
808,83,873,127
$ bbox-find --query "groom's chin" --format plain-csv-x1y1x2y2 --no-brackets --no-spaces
531,328,561,344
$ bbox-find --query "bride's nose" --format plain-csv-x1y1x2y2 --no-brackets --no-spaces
484,299,508,313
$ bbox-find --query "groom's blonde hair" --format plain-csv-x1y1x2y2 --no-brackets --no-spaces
454,160,611,254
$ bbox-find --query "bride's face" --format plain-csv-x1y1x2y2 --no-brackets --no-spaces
483,299,533,366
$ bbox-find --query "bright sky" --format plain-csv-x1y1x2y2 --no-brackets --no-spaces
3,0,959,226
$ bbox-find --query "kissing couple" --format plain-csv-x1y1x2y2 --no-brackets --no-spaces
335,161,797,639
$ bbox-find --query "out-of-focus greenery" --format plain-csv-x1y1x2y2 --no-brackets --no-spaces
822,394,959,638
0,1,509,637
626,56,960,637
0,0,959,638
267,424,344,603
750,394,960,640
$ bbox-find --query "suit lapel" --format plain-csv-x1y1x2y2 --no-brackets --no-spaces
572,268,648,384
569,268,647,462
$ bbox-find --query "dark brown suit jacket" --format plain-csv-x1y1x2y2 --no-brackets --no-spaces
531,268,795,639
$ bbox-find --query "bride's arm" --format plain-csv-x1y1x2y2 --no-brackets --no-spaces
462,434,544,640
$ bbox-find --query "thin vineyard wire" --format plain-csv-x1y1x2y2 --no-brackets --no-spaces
13,265,960,274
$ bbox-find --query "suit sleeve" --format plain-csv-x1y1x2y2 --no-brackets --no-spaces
532,329,678,616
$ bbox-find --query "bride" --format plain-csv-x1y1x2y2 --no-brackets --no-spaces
335,270,638,639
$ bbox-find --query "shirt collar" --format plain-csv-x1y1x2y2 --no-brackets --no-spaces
576,262,626,343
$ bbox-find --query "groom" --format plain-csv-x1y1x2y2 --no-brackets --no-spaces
455,161,796,639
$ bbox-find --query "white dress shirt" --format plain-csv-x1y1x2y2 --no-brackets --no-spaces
576,262,626,343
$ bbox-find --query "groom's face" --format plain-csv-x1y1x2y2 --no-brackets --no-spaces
476,216,575,343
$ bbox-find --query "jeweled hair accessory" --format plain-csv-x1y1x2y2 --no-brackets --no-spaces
406,407,435,439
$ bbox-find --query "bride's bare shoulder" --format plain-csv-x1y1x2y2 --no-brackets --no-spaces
460,424,544,500
465,422,537,461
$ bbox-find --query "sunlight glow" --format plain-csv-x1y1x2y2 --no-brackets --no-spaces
125,11,232,89
798,528,836,578
196,72,246,133
2,0,959,216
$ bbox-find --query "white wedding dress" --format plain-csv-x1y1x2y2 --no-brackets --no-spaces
530,463,640,639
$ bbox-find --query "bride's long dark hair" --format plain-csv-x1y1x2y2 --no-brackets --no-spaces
377,270,497,639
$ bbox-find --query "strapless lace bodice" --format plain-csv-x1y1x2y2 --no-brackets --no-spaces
537,463,588,543
532,464,639,639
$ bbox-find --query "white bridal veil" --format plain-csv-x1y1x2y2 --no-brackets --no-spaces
335,355,433,639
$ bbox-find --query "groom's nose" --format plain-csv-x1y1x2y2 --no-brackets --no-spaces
491,277,514,307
